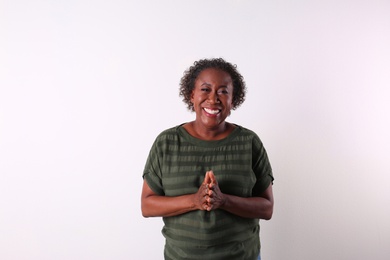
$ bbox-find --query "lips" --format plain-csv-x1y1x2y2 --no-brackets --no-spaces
203,107,221,115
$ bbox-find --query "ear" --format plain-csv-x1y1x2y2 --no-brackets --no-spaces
190,90,195,103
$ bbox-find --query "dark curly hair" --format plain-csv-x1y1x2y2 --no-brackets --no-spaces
179,58,246,111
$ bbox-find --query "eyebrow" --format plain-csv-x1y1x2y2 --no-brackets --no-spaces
200,82,228,88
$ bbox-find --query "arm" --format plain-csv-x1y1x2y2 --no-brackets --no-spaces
141,179,210,218
220,184,274,219
206,171,274,219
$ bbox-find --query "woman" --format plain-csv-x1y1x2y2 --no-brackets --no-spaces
141,58,274,260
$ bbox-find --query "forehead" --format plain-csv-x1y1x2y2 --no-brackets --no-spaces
195,68,233,87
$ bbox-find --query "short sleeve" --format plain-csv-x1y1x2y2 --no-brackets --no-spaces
143,139,165,195
251,134,274,196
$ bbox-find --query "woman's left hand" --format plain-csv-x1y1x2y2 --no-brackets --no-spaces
202,170,274,219
204,171,226,211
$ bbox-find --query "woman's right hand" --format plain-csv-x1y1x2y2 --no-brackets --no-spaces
141,171,217,218
193,177,212,211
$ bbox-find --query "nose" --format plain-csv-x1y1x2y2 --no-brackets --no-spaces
208,91,220,103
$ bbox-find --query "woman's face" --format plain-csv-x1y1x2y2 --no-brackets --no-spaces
191,68,234,130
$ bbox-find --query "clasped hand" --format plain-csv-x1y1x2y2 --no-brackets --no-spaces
194,170,226,211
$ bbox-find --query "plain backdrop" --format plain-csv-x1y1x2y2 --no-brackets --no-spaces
1,1,389,259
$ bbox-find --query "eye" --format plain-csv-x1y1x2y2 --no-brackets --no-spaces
201,88,210,92
217,89,229,95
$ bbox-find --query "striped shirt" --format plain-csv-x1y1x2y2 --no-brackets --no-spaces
143,124,274,260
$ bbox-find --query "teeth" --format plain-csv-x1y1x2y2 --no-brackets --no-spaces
204,108,220,115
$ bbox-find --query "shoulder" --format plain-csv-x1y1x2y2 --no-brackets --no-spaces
231,125,267,153
233,124,261,140
152,125,184,145
157,125,179,137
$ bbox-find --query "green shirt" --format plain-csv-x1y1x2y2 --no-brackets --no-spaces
143,124,274,260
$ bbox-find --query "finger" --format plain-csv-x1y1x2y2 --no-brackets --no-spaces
203,171,212,184
203,201,211,211
206,201,213,211
206,198,213,209
208,170,217,184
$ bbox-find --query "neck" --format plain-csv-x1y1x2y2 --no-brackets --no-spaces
189,121,232,141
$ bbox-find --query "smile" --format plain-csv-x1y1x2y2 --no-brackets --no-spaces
203,108,221,115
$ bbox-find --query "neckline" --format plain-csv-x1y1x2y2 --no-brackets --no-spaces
177,123,241,147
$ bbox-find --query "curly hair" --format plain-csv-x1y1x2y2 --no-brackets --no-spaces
179,58,246,111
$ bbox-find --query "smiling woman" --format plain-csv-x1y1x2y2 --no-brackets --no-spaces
187,68,234,140
141,58,274,260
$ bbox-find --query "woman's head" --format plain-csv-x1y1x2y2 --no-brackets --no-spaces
179,58,246,111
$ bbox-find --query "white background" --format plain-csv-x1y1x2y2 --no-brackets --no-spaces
1,1,389,259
